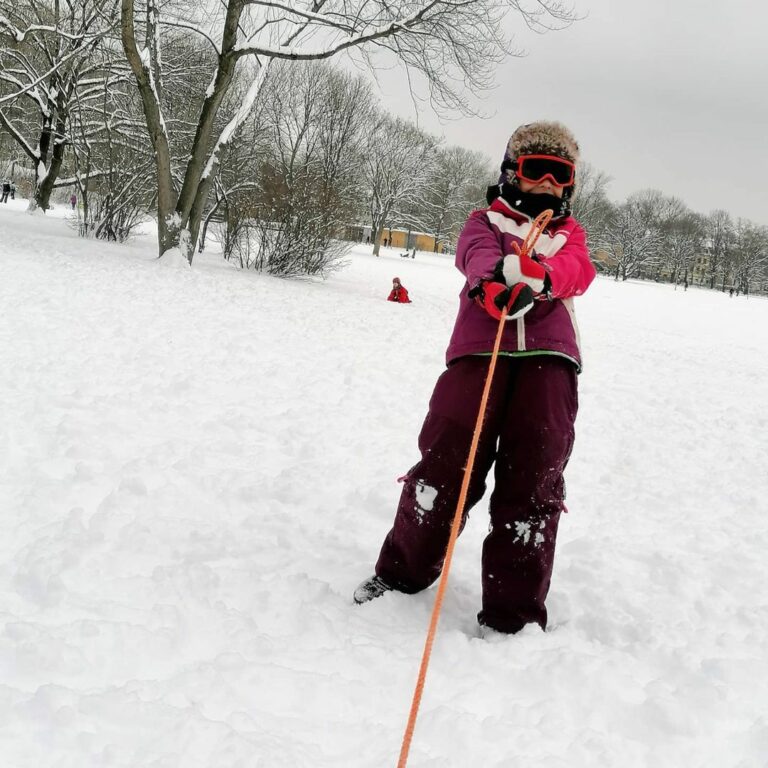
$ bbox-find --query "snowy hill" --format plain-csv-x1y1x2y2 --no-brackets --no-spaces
1,202,767,767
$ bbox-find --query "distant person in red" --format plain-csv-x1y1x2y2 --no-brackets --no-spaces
387,277,411,303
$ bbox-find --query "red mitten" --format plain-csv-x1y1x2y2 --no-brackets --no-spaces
470,281,534,321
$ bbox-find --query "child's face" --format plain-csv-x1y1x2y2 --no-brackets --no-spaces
518,178,564,198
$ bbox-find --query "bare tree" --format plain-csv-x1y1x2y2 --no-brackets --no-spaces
364,115,437,255
56,49,158,239
416,144,491,252
570,162,612,245
221,61,372,275
195,67,276,254
119,0,576,262
659,207,705,286
0,0,118,210
597,192,665,281
704,209,735,290
731,220,768,296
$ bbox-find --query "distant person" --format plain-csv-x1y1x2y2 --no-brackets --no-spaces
10,182,16,200
70,193,77,210
1,180,9,203
387,277,411,303
729,287,734,297
355,121,596,636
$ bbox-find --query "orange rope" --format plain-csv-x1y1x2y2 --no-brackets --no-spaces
396,209,553,768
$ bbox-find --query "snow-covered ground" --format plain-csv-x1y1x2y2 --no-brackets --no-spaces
1,200,767,767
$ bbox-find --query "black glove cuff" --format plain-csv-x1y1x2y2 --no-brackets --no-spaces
467,282,482,300
492,258,505,285
493,287,512,310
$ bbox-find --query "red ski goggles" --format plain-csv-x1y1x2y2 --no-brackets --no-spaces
516,154,576,187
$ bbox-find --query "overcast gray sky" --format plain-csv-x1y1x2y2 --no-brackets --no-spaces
374,0,768,225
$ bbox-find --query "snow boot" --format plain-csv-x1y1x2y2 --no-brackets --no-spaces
353,575,394,604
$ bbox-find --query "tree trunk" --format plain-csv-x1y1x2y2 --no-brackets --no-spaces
184,170,221,263
198,190,225,253
81,185,89,236
372,221,384,256
34,130,68,211
122,0,180,258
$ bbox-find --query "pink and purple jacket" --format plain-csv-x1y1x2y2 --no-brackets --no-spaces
446,197,596,371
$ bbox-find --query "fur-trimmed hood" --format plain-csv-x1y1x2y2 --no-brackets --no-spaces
504,121,580,165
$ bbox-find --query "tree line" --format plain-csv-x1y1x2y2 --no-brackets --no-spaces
1,0,567,266
1,0,766,292
571,169,768,295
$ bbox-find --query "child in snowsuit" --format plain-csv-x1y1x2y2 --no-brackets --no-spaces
355,122,596,634
387,277,411,303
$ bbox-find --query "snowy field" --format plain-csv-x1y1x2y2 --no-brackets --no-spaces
1,200,767,768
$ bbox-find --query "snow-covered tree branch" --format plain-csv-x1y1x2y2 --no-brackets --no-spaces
0,0,119,210
119,0,577,262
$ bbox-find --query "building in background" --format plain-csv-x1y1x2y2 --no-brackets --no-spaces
342,224,449,253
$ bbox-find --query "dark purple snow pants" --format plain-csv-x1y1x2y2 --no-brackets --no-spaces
375,355,578,633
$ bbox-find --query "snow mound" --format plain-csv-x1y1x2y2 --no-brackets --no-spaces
158,247,191,268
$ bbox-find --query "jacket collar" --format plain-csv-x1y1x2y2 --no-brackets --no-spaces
488,195,569,226
489,196,529,221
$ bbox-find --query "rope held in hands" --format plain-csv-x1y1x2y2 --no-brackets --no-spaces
396,208,554,768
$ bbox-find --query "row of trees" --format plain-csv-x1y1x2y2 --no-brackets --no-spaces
204,63,492,275
1,0,574,266
0,25,490,276
1,0,766,291
573,169,768,295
